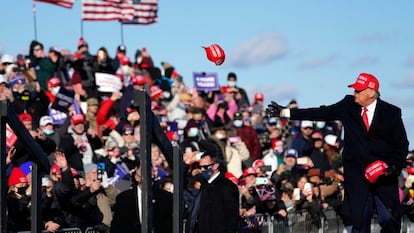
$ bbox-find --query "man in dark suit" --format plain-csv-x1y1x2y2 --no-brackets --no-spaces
110,163,142,233
198,152,240,233
267,73,409,233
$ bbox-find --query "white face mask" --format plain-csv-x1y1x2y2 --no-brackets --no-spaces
215,133,225,140
227,81,236,87
121,65,129,74
233,120,243,128
163,92,171,99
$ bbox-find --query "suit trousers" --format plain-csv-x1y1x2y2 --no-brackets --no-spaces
351,192,401,233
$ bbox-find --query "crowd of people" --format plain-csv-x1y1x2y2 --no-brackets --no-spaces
0,38,413,233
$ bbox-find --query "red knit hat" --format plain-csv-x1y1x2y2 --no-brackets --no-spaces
8,167,28,187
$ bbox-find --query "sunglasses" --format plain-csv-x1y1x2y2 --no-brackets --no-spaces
354,89,365,94
123,132,133,136
303,127,313,130
200,163,216,170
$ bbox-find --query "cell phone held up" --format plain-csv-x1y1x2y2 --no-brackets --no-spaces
97,162,105,182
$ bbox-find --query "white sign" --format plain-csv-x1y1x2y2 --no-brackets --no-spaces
95,73,122,92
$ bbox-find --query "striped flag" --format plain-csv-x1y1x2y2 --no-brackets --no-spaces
121,0,158,25
35,0,75,8
82,0,123,21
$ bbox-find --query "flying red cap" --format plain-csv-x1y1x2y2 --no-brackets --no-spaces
203,44,225,66
348,73,379,92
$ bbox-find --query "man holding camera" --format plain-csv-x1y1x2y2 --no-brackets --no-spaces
267,73,409,233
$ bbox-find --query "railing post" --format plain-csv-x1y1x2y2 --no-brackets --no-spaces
0,100,8,233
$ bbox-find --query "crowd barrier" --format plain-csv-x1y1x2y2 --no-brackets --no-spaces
16,208,414,233
242,208,414,233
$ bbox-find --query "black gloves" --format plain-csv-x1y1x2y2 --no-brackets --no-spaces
266,101,286,117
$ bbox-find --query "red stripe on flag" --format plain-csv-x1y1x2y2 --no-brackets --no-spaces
35,0,74,8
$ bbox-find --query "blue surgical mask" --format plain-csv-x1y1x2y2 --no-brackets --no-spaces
43,129,54,135
52,86,60,95
188,127,199,137
316,121,326,129
201,168,214,180
233,120,243,128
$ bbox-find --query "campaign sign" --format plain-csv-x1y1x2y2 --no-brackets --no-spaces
51,88,75,113
48,106,67,125
95,72,122,92
193,72,219,91
6,124,17,148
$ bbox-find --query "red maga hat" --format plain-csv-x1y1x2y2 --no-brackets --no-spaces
203,44,225,66
348,73,379,92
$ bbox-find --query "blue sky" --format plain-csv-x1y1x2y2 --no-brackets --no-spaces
1,1,413,149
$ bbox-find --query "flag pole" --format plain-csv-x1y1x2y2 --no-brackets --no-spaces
32,0,38,40
80,19,84,38
120,23,124,45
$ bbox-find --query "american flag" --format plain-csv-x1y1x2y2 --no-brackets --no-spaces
121,0,158,25
82,0,124,21
35,0,75,8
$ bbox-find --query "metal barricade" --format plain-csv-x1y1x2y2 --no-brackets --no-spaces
84,227,99,233
17,227,82,233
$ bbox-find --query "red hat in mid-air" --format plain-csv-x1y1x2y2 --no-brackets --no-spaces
203,44,225,66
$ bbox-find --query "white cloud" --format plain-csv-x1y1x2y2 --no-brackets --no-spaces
297,54,338,70
226,33,288,68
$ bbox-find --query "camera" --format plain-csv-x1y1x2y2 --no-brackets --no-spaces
260,165,272,172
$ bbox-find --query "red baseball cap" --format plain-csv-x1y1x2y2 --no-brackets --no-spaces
71,114,86,125
348,73,379,92
203,44,225,66
131,74,146,85
252,159,265,168
365,160,389,183
243,167,257,177
254,92,264,101
48,77,61,88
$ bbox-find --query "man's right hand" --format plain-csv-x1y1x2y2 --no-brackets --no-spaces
266,101,285,117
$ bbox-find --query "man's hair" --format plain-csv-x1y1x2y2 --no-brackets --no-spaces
227,72,237,80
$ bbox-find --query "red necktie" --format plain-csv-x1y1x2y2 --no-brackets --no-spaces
362,107,369,131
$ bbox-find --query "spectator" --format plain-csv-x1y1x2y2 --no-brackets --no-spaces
28,40,55,91
270,148,307,189
291,120,314,157
226,72,250,110
71,37,97,100
232,111,262,167
262,139,286,177
85,97,99,132
309,131,331,173
59,113,103,172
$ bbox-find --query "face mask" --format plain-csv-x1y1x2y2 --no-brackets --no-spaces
274,148,284,155
43,129,54,135
316,121,326,129
215,133,225,140
284,200,293,209
233,120,243,128
52,86,60,95
121,65,129,74
227,81,236,87
188,127,199,137
163,92,171,99
201,168,214,180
